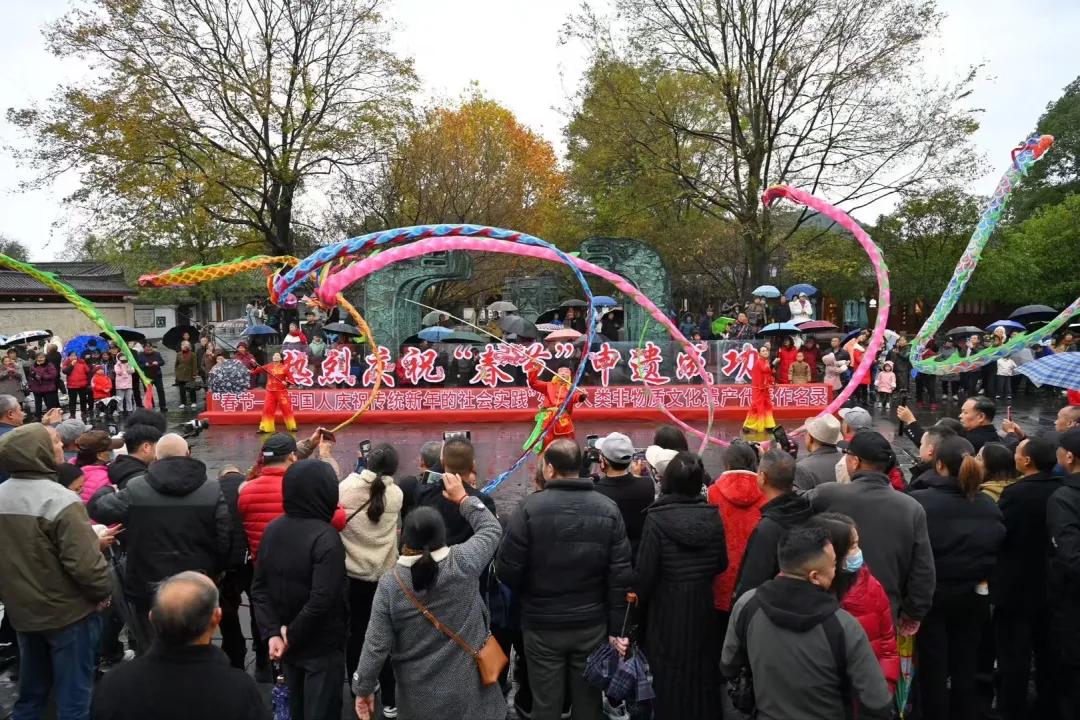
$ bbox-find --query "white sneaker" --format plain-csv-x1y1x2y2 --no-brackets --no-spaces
382,707,398,719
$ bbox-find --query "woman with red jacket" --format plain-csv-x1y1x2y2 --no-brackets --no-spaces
809,512,900,697
775,335,799,383
62,351,93,420
706,439,765,640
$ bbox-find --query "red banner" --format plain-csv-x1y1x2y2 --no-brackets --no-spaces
203,383,832,425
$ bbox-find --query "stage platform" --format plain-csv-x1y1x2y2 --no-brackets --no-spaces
200,384,832,425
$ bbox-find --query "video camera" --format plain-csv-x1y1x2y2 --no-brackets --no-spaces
180,418,210,439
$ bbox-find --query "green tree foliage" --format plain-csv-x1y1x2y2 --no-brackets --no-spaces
0,237,30,262
1009,76,1080,222
9,0,415,257
567,0,981,291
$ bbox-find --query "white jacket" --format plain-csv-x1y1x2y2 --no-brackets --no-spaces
789,298,814,324
339,470,403,581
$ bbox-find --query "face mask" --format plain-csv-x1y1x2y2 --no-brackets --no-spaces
843,548,864,573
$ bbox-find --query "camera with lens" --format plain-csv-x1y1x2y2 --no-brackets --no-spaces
181,418,210,438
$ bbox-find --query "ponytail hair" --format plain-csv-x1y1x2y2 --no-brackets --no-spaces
935,436,984,498
403,507,446,592
364,443,398,523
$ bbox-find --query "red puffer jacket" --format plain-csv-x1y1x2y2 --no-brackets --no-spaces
707,470,766,611
841,565,900,694
237,465,347,559
63,358,91,389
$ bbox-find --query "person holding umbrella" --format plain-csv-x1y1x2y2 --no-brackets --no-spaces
789,292,815,325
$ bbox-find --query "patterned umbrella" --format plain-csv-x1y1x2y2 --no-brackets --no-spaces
208,359,251,394
271,662,290,720
896,634,915,718
1016,352,1080,391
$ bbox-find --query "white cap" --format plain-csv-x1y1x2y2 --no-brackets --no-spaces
645,445,679,477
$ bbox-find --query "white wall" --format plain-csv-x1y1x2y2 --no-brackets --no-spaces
0,302,133,341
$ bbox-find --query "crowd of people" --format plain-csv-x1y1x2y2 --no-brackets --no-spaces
0,376,1077,720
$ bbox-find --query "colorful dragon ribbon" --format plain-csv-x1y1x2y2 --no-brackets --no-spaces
911,134,1080,374
138,255,301,303
0,254,150,387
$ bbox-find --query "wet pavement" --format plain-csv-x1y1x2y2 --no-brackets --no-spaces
0,392,1069,718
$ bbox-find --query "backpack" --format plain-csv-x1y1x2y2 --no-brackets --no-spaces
730,595,851,717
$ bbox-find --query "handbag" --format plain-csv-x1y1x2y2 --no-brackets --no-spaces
394,569,508,686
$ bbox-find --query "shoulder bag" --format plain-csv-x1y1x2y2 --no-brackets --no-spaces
394,568,507,686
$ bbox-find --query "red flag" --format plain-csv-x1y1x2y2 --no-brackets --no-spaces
143,384,155,409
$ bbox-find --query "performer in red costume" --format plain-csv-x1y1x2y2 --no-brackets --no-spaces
252,352,297,433
743,345,777,434
524,361,587,452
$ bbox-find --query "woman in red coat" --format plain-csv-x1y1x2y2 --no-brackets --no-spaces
809,512,900,696
523,361,586,452
800,336,821,381
706,439,765,639
743,345,776,433
775,336,799,383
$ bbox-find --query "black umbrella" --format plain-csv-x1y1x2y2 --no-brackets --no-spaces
162,325,200,352
499,315,539,339
101,326,146,343
1009,304,1058,322
536,308,563,325
840,328,865,345
945,325,985,338
560,299,588,308
322,322,363,337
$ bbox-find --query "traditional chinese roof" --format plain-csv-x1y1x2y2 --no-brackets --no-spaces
0,262,133,299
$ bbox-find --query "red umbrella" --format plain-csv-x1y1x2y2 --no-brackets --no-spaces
796,320,839,332
545,328,583,342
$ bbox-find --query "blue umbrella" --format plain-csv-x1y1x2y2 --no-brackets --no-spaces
1016,352,1080,391
784,283,818,299
592,295,618,307
752,285,781,298
64,335,106,356
418,326,454,342
758,322,802,336
985,319,1025,333
243,324,279,336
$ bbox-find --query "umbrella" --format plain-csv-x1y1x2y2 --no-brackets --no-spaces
535,308,564,325
1016,353,1080,391
440,331,487,344
784,283,818,299
897,634,915,718
487,301,518,313
944,325,984,338
1009,304,1058,322
208,359,251,394
101,326,146,343
752,285,781,298
546,328,583,342
985,319,1026,333
606,650,655,705
244,324,280,337
421,310,449,326
841,328,865,346
271,662,290,718
499,315,539,339
796,320,838,332
711,317,736,335
758,322,802,336
162,325,200,352
592,295,618,307
0,329,52,348
64,335,106,356
321,322,362,337
418,326,454,342
584,643,621,691
560,299,589,308
536,323,561,333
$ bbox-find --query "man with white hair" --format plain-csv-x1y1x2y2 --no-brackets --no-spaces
89,433,230,653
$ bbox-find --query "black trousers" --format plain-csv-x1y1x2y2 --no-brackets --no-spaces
136,376,167,410
917,591,989,720
67,387,91,418
346,578,395,706
176,381,197,406
494,626,532,710
283,650,345,720
218,564,266,670
996,606,1056,720
32,391,59,419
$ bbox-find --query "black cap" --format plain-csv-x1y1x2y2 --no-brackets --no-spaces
838,430,895,465
1061,427,1080,457
261,433,297,459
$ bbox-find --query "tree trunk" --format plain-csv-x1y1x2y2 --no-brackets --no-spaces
269,183,296,257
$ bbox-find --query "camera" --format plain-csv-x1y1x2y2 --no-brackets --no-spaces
443,430,471,442
582,434,601,476
181,418,210,438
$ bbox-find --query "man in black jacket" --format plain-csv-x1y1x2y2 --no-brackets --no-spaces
89,433,230,653
993,436,1062,720
407,437,496,545
959,396,1015,453
91,571,264,720
106,423,162,490
497,439,632,720
136,342,167,411
1047,428,1080,718
734,448,813,600
592,432,655,561
252,459,347,720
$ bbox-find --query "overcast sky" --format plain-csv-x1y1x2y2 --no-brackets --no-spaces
1,0,1078,261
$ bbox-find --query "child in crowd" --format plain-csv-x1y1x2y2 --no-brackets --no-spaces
876,361,897,408
113,356,134,414
91,366,116,419
789,351,812,384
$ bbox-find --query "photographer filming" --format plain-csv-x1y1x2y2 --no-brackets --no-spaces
592,432,655,564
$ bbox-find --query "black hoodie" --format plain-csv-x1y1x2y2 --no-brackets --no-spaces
251,459,347,660
90,455,231,602
733,492,814,601
108,453,149,490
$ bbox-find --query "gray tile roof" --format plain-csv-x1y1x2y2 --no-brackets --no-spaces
0,262,133,297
